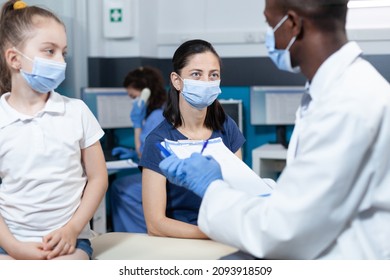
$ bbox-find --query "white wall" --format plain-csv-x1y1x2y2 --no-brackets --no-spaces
86,0,390,58
87,0,266,58
347,5,390,54
1,0,390,97
156,0,266,58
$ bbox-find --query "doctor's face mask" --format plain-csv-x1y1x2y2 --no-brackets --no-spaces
179,76,221,110
265,15,300,73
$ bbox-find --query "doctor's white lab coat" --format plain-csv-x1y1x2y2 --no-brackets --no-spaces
198,42,390,259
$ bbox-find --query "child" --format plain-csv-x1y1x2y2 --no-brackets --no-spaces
0,0,108,260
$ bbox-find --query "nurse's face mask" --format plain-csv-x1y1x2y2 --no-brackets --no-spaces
14,47,67,94
178,75,221,110
265,15,300,73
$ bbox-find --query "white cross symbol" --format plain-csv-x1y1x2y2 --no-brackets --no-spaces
111,9,122,22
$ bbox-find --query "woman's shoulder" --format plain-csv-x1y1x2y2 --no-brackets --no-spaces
219,114,245,150
223,114,240,131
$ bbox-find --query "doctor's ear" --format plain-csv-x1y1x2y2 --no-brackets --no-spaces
286,10,303,37
170,72,182,91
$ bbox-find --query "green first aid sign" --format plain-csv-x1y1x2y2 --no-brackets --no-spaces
103,0,133,38
110,8,122,22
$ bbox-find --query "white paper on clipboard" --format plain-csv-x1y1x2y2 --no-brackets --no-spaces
163,138,273,196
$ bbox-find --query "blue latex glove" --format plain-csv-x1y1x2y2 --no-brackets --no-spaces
130,99,146,128
159,153,222,197
111,147,138,160
158,154,186,186
181,153,222,197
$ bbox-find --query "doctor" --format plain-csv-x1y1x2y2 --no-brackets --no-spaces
159,0,390,259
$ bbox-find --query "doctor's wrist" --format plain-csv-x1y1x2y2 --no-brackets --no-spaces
202,179,224,196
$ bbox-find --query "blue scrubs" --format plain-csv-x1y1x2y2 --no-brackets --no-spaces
110,109,164,233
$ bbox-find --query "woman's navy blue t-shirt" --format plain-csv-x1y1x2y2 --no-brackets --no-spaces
139,115,245,225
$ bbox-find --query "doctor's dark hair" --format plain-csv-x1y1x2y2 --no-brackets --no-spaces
164,39,226,131
0,0,64,94
123,66,167,118
275,0,348,32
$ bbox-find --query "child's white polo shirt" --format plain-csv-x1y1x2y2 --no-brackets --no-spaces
0,91,104,242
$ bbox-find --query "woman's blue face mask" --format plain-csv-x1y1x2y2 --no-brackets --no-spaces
265,15,300,73
178,76,221,110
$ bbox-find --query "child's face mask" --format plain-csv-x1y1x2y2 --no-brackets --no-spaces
14,47,66,93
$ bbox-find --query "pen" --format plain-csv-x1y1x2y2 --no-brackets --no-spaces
259,193,271,197
155,142,171,158
200,140,209,154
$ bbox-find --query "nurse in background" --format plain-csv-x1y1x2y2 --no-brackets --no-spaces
139,39,245,239
110,66,167,233
159,0,390,259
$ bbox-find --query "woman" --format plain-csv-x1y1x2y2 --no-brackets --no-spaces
139,39,245,239
110,66,167,233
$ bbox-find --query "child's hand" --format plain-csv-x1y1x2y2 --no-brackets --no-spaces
8,241,49,260
42,225,78,260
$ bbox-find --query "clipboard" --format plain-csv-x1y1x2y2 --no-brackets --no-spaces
162,138,273,196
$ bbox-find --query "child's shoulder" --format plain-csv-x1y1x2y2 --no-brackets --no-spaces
53,92,87,108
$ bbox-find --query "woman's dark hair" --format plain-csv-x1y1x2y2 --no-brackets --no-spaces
164,39,226,131
0,0,64,94
123,66,167,117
